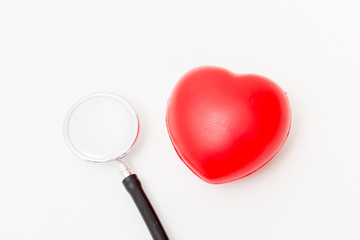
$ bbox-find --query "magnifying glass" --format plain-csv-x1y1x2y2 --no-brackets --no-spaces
64,92,169,240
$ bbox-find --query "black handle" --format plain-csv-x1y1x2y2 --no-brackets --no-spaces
122,174,169,240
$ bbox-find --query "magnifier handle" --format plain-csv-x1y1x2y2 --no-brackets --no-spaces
122,174,169,240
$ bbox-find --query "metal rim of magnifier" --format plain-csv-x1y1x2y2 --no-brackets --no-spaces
63,92,140,164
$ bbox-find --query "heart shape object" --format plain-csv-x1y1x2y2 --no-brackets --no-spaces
166,66,291,184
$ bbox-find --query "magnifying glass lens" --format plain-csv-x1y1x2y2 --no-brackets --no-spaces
64,93,139,163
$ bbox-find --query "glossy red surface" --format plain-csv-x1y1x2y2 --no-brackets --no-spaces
166,66,291,184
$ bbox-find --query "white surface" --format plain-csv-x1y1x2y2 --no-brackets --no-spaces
0,0,359,239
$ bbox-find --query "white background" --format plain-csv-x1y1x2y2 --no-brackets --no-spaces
1,0,359,239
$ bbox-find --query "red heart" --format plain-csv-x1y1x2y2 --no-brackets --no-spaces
166,66,291,184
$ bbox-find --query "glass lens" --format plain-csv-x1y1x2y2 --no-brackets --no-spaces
64,93,139,163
